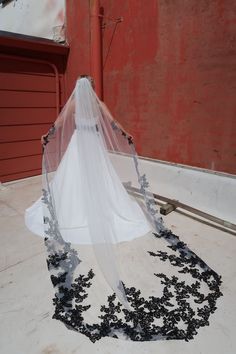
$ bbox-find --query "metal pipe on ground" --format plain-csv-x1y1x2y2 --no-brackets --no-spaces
127,186,236,234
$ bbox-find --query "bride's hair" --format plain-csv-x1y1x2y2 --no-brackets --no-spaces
79,74,95,89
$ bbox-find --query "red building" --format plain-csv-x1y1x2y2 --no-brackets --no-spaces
1,0,236,182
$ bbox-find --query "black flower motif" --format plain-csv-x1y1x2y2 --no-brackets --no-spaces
41,161,223,343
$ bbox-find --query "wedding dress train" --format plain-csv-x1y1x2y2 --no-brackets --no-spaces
25,118,151,245
24,77,222,342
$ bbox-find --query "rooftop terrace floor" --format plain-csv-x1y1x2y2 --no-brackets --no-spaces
0,175,235,354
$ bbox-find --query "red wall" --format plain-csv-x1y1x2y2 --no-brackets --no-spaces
65,0,91,94
66,0,236,175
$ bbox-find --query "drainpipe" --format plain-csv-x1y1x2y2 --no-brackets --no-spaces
90,0,103,99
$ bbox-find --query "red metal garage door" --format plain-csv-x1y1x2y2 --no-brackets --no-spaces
0,33,68,182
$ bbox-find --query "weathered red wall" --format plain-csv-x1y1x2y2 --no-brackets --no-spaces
65,0,91,94
65,0,236,175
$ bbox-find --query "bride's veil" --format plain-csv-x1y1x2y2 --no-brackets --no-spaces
40,77,222,342
42,77,164,308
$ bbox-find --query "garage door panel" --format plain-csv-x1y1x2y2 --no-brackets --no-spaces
1,169,42,183
0,108,56,125
0,72,56,92
1,58,56,75
0,140,41,159
0,72,64,94
0,124,51,142
0,155,42,177
0,91,56,108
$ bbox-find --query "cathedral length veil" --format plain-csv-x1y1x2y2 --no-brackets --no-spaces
30,77,222,342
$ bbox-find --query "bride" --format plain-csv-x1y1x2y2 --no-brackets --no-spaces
24,76,222,342
25,76,151,245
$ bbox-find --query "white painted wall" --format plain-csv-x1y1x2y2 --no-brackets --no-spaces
111,154,236,225
0,0,65,40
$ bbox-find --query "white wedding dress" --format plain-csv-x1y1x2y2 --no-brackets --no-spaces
23,79,222,342
25,117,151,245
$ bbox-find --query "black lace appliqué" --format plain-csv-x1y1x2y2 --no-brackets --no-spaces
41,124,223,342
43,187,222,343
42,124,56,147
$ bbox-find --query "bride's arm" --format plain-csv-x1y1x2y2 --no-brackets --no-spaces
99,101,134,141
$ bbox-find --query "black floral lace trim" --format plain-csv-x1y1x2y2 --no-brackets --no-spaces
42,124,223,342
44,227,222,342
42,124,56,147
111,121,134,145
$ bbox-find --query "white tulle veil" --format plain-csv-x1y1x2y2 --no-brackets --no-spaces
42,77,164,308
40,77,222,342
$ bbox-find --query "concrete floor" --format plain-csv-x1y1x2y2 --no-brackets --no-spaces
0,175,236,354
